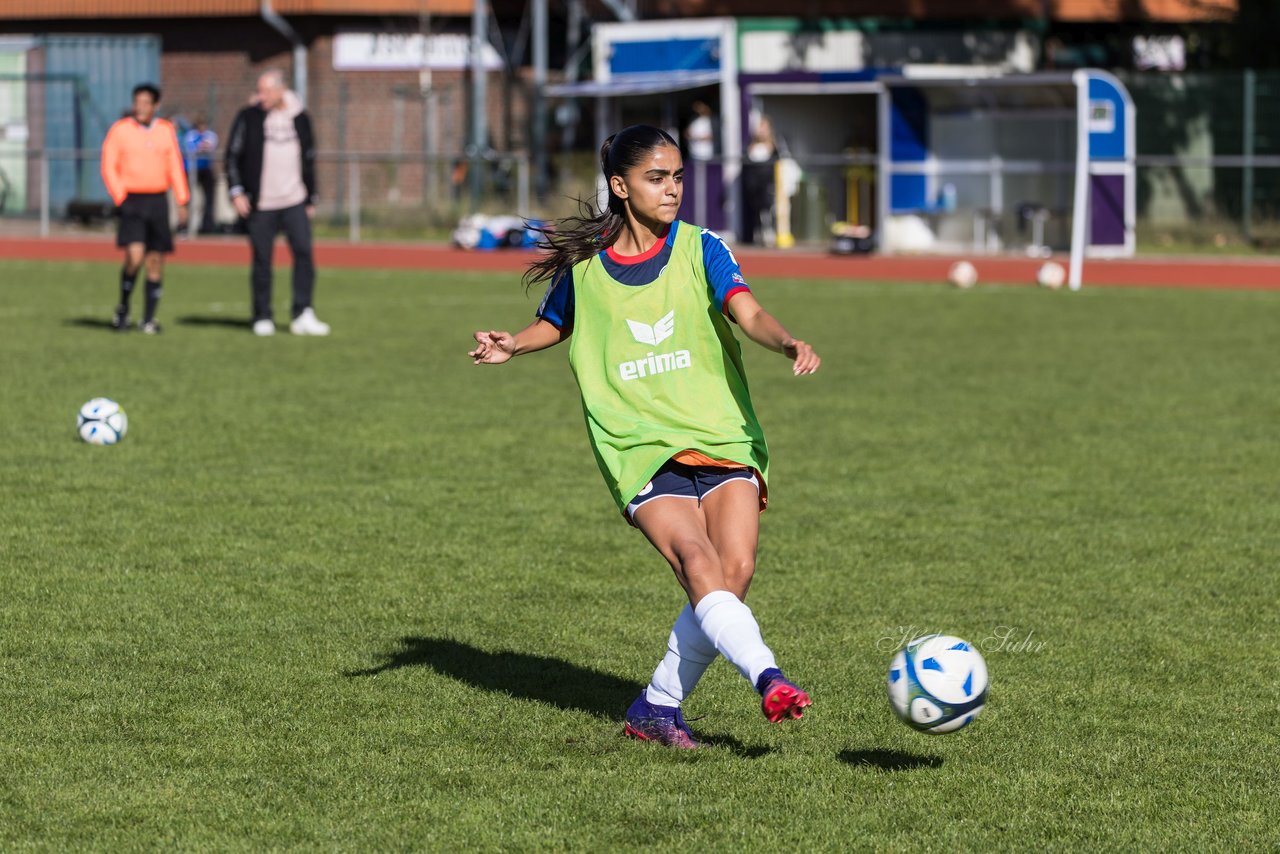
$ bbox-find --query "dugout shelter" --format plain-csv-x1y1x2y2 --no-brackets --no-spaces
548,17,1135,289
877,68,1135,289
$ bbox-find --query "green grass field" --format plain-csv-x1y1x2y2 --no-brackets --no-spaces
2,258,1277,850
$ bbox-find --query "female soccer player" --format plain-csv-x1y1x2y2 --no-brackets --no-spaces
469,125,820,749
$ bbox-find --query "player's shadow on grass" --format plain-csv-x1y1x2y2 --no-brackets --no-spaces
176,315,252,329
348,636,639,720
346,636,771,757
838,749,943,772
65,317,119,331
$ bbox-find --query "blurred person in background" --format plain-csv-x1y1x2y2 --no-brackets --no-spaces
225,69,328,336
742,115,778,246
183,116,220,234
685,100,716,162
100,83,189,334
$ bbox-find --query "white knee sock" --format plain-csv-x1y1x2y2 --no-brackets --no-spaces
693,589,778,687
645,604,719,707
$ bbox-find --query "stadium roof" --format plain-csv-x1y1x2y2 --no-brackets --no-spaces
637,0,1235,23
0,0,474,17
546,72,722,99
878,70,1081,111
1,0,1236,21
1052,0,1234,22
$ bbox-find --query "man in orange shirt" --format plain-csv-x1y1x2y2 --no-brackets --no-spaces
100,83,189,334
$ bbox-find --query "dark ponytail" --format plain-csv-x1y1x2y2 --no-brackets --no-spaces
524,124,678,290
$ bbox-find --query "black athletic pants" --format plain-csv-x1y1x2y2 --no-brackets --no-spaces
247,202,314,322
196,167,216,232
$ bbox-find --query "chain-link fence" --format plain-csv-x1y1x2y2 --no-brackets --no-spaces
5,71,1280,251
0,70,600,242
782,72,1280,254
0,148,607,242
1122,70,1280,250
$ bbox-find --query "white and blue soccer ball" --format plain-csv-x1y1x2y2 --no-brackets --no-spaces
77,397,128,445
887,634,988,734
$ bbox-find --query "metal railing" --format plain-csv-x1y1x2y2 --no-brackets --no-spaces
5,146,1280,251
1,149,555,241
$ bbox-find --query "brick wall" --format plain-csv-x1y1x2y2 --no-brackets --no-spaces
150,18,525,207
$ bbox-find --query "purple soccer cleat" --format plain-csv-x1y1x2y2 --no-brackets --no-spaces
623,694,702,749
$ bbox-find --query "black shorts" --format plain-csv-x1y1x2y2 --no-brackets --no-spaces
625,459,760,521
117,192,174,253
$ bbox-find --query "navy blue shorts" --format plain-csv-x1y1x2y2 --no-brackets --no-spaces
626,460,760,521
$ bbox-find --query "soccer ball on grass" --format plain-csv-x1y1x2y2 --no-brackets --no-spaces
887,634,988,734
77,397,128,445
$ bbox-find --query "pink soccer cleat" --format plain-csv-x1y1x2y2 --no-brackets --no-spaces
757,669,812,723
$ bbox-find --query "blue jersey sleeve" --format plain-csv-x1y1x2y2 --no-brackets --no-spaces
536,268,574,329
700,228,752,316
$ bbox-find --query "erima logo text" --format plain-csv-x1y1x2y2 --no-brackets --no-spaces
619,310,692,381
619,350,692,381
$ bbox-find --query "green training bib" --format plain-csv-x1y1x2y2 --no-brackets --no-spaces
567,222,769,512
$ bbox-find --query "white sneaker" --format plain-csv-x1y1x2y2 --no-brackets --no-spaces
290,307,331,336
253,319,276,337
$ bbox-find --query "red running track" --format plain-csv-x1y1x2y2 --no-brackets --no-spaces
1,234,1277,290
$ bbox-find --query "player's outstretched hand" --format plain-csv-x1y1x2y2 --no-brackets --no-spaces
782,339,820,376
470,330,517,365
